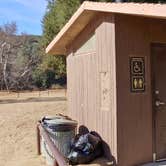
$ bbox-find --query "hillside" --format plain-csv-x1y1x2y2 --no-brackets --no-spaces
0,32,42,91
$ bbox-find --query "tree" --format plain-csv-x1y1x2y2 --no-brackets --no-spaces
41,0,80,88
42,0,166,46
14,35,42,90
0,22,19,91
32,55,66,89
41,0,165,89
0,22,42,91
42,0,80,47
42,0,115,47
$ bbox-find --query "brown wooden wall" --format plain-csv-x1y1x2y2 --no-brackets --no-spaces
115,15,166,166
67,12,166,166
67,14,117,161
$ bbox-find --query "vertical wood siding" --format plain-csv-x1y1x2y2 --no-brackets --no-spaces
67,14,117,161
96,14,117,160
66,13,166,166
115,15,166,166
115,15,152,166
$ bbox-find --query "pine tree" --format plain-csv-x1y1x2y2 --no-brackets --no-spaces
40,0,165,89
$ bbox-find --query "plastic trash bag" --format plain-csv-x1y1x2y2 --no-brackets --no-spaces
68,131,103,165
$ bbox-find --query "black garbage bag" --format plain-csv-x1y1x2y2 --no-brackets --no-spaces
68,132,103,165
75,132,101,154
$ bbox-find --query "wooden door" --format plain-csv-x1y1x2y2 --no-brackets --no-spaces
152,43,166,160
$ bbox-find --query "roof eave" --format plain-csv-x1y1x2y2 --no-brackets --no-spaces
46,3,85,55
46,1,166,55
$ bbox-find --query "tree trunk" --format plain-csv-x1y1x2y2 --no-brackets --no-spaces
3,53,9,92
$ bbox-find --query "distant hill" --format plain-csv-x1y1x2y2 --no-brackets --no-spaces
0,33,42,91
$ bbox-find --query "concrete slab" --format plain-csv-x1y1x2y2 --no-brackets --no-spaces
142,161,166,166
77,157,114,166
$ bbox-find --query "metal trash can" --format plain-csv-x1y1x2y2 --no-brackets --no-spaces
41,115,77,166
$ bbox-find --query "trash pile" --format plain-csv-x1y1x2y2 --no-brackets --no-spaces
39,115,103,165
40,115,77,166
68,128,103,165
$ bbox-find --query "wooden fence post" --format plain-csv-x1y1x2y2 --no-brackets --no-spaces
37,123,41,155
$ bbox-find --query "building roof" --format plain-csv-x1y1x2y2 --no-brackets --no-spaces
46,1,166,55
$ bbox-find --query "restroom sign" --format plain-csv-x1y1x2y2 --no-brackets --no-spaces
130,57,145,92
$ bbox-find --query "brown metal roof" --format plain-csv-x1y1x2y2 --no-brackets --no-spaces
46,1,166,55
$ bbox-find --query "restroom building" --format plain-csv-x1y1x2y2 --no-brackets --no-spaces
46,2,166,165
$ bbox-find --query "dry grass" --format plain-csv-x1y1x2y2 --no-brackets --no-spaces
0,89,67,166
0,89,67,100
0,89,110,166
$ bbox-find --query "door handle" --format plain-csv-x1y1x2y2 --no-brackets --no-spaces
155,100,166,107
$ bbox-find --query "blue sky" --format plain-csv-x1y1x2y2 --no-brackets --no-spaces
0,0,48,35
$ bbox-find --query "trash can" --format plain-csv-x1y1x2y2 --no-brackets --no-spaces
41,115,77,166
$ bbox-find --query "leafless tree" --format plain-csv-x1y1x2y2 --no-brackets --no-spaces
0,22,41,91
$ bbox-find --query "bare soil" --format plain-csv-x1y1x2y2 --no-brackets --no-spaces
0,89,110,166
0,90,67,166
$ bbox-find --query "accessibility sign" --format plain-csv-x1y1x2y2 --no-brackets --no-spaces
130,57,145,92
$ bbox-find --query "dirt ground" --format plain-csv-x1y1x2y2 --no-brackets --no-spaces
0,89,111,166
0,90,67,166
